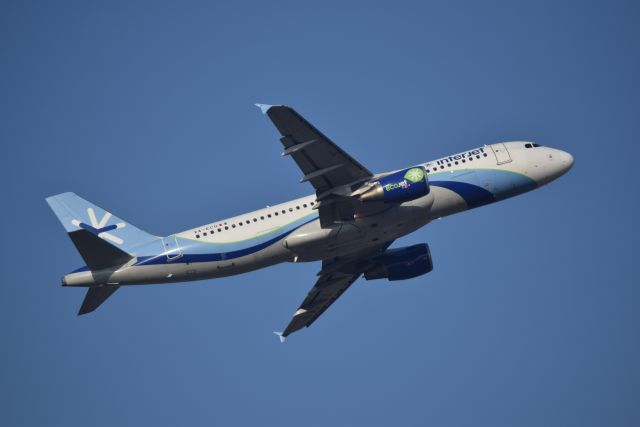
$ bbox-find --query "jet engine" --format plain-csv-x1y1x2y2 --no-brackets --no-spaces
364,243,433,281
358,166,429,203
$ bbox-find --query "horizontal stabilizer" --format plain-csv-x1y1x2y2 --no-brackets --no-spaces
79,286,120,315
68,229,133,271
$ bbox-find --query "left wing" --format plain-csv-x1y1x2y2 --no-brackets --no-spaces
277,242,392,340
257,104,377,226
257,104,373,193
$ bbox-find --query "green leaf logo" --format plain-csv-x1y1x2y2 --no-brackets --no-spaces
404,168,424,183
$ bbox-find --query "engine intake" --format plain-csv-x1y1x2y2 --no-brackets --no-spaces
359,166,429,203
364,243,433,281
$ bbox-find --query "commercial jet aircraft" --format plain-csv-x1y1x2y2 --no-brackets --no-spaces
47,105,573,340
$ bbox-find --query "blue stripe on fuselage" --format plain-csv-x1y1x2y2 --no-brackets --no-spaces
430,180,494,208
134,226,297,266
67,216,319,273
429,168,537,208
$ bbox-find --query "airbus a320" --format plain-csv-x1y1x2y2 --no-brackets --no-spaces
47,105,573,340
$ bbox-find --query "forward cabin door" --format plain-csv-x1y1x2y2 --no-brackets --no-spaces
490,143,512,165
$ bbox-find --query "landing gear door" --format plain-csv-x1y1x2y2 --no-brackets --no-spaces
490,143,512,165
162,235,183,261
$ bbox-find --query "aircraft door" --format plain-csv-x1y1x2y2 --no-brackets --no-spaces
162,235,183,261
490,143,512,165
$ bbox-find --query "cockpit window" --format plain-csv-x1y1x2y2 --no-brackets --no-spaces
525,143,533,148
525,143,543,148
532,143,542,147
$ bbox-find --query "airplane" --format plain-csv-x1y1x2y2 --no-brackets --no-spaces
46,104,574,341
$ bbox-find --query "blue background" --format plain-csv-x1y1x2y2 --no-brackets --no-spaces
2,1,639,425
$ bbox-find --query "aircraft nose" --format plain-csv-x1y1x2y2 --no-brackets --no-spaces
536,147,574,185
558,150,574,172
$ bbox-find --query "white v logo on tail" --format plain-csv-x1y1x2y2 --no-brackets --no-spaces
71,208,126,245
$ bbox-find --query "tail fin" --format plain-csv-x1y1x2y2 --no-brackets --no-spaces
46,192,158,267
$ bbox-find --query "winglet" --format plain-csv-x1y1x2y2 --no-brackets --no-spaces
273,331,286,343
255,103,273,115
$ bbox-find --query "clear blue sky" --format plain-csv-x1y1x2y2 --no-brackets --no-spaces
2,1,639,426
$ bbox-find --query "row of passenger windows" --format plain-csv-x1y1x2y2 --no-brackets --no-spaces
195,150,498,238
425,152,488,173
194,201,315,238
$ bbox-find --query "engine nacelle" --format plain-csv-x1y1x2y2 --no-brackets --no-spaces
359,166,429,203
364,243,433,281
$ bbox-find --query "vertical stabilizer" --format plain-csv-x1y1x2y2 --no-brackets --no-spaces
46,192,159,256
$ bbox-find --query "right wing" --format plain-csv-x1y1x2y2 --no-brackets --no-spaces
280,271,361,338
278,241,393,339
